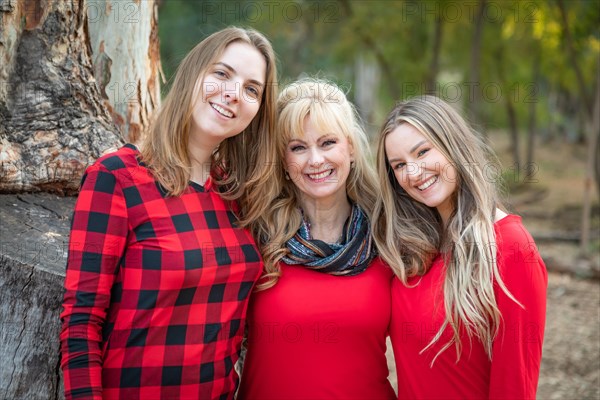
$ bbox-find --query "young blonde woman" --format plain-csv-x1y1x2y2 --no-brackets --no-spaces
238,78,396,399
59,27,277,400
373,95,547,400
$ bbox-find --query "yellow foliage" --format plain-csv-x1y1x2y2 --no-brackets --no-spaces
502,19,515,39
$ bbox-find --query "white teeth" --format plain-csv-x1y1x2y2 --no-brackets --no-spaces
308,170,332,180
211,103,233,118
418,176,437,190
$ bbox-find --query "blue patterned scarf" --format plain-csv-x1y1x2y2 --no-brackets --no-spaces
281,204,375,275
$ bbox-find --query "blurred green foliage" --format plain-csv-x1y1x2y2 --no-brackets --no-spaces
158,0,599,139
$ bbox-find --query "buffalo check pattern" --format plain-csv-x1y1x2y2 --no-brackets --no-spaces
60,145,262,399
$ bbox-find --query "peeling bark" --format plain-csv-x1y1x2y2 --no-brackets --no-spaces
0,0,160,194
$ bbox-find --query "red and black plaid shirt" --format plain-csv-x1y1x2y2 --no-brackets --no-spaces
60,144,262,399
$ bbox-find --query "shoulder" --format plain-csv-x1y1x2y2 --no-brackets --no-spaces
84,144,148,182
494,214,535,249
92,144,141,172
80,144,152,192
494,214,547,279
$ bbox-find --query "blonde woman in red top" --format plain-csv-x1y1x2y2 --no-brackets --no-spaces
239,78,396,399
373,96,547,400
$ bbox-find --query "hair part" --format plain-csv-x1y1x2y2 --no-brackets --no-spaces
372,95,520,363
254,78,379,290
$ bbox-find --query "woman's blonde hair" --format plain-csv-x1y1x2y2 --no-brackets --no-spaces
140,27,278,223
372,95,520,363
253,78,378,290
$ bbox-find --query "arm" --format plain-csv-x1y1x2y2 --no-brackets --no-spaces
59,165,128,399
489,224,548,400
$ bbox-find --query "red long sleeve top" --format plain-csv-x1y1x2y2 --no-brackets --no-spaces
239,258,396,399
60,144,262,399
390,215,548,400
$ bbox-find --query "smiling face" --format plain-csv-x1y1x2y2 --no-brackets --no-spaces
385,122,458,223
285,115,354,207
189,41,266,147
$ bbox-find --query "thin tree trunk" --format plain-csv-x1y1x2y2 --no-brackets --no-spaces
495,45,521,169
468,0,486,128
426,10,443,94
338,0,400,100
580,77,600,256
526,47,541,180
0,0,160,194
556,0,592,116
555,0,599,254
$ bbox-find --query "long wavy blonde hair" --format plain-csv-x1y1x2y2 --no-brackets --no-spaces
252,78,379,290
140,27,278,223
372,95,520,363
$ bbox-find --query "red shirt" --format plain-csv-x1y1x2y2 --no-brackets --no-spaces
60,145,263,399
390,215,547,400
239,258,396,400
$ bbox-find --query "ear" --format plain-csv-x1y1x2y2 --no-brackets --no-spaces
348,140,355,163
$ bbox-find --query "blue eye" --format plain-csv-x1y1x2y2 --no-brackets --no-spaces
393,162,406,170
214,70,227,78
246,86,259,98
417,148,429,157
322,139,337,147
290,145,305,152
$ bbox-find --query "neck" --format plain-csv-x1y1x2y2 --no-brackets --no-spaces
187,136,218,185
300,196,352,243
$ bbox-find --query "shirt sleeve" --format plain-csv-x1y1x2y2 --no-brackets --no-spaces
59,164,128,399
489,222,548,400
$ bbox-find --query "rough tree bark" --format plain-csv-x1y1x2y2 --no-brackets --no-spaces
0,0,161,194
0,0,161,398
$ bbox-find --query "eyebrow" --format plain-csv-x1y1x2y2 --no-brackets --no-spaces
213,62,264,88
409,140,427,154
288,133,337,144
387,140,427,164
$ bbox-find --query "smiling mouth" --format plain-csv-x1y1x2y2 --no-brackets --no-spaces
307,169,334,181
210,103,233,118
417,176,437,191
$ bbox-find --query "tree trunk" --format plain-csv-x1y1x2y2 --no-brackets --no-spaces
354,54,380,131
495,45,520,169
555,0,599,254
338,0,400,100
425,10,443,95
87,0,162,144
580,77,600,256
0,0,161,195
556,0,592,116
525,48,541,180
467,0,486,129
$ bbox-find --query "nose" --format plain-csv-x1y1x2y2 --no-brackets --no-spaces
309,149,324,168
222,81,240,104
405,162,422,182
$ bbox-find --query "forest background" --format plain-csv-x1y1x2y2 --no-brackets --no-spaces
0,0,598,398
155,1,600,398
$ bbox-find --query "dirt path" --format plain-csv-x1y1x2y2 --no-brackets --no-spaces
538,272,600,399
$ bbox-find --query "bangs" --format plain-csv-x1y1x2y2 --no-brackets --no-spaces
278,98,351,147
